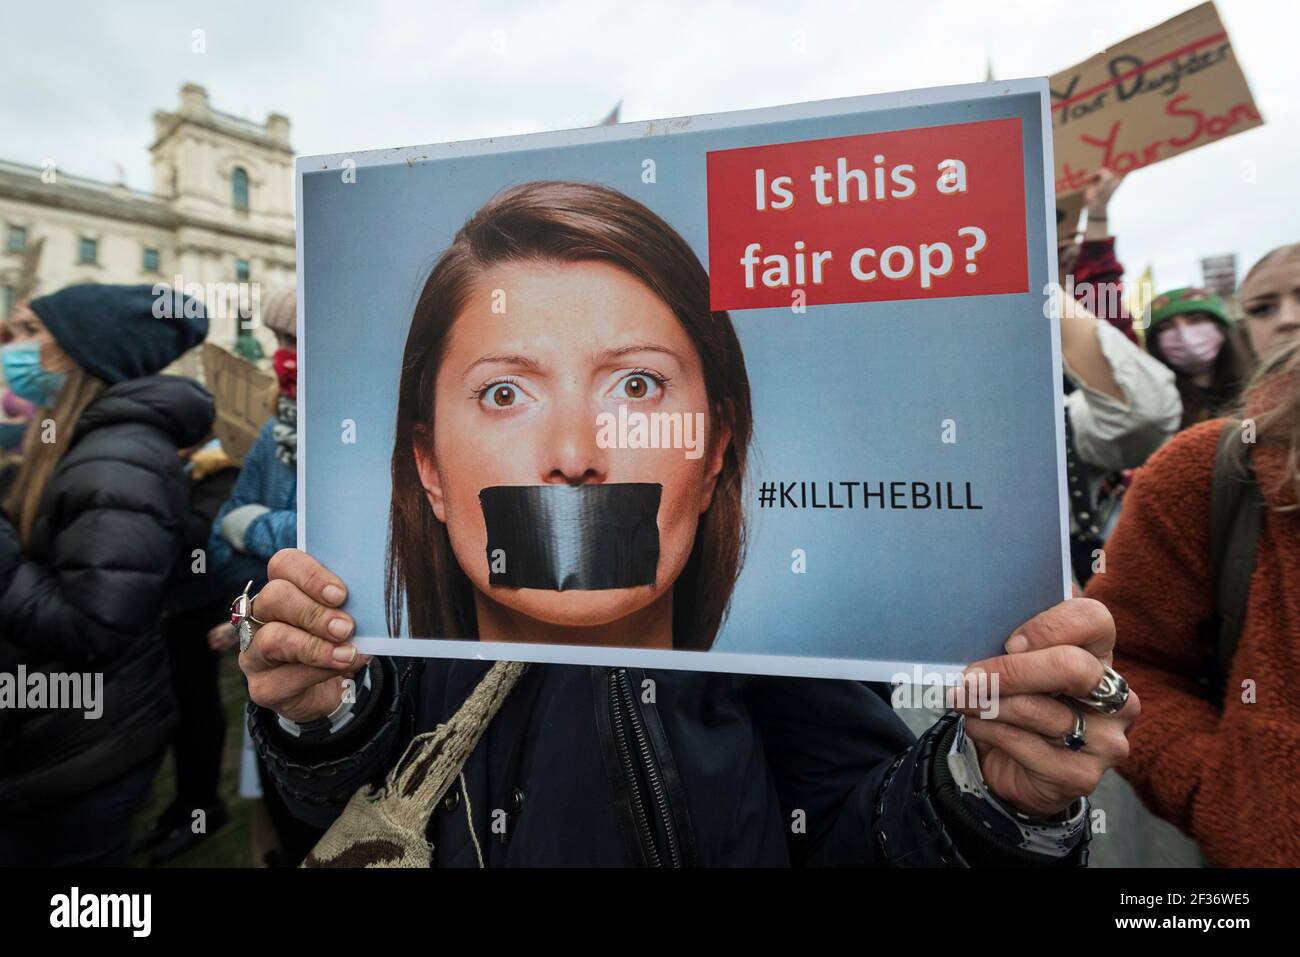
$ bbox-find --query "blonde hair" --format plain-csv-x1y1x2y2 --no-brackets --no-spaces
1241,243,1300,290
1231,336,1300,512
3,365,107,547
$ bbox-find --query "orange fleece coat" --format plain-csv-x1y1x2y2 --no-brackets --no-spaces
1085,417,1300,866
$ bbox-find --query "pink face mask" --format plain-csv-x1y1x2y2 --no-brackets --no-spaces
1158,322,1225,376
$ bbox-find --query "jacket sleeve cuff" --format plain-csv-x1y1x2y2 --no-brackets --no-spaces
869,711,969,866
944,714,1088,856
220,503,269,553
929,714,1089,867
248,656,413,827
871,712,1089,867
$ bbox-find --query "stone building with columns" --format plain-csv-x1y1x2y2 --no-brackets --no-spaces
0,83,295,364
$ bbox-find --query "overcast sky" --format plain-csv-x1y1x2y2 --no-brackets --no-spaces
3,0,1294,289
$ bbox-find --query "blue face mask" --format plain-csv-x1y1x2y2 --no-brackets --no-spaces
1,341,67,406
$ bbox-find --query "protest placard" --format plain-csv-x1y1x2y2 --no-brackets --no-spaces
297,79,1069,680
1050,1,1262,194
1201,253,1238,298
202,342,273,464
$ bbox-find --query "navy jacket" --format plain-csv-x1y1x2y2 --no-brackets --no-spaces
253,656,1088,867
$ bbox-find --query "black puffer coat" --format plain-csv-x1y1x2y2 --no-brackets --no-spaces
0,375,214,810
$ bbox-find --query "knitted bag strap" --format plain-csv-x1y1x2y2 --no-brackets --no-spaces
302,659,528,868
388,659,528,810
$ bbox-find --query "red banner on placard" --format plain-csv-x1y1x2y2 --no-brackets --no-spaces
705,117,1028,311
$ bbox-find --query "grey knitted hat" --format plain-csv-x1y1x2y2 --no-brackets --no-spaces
260,285,297,337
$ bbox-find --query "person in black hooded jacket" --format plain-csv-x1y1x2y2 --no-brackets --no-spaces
0,284,212,867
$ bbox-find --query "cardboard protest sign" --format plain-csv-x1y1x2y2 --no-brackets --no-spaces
202,342,273,464
1050,1,1262,194
297,80,1069,680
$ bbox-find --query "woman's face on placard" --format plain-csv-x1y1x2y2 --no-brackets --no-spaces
413,260,730,629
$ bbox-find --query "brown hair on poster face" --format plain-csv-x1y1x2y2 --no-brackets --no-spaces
385,180,753,650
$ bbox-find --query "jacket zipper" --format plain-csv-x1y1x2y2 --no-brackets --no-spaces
608,668,682,867
607,671,660,866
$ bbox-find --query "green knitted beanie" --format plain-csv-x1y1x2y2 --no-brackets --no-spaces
1148,287,1232,332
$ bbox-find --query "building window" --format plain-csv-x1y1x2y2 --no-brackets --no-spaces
142,247,159,272
232,167,249,211
6,225,26,254
235,259,250,282
2,286,14,320
79,236,98,264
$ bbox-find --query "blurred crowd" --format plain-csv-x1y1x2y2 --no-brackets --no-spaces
0,283,302,865
0,167,1297,867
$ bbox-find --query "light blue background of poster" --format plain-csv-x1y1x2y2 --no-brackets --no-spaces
301,91,1063,668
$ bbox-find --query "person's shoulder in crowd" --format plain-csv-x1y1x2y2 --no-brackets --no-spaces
1112,417,1226,559
1137,417,1224,482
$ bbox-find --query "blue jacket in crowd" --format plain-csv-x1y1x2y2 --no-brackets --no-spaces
208,416,297,590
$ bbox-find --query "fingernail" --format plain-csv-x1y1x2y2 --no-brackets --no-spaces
332,645,357,664
963,665,986,680
1005,634,1030,654
322,584,345,605
328,617,353,640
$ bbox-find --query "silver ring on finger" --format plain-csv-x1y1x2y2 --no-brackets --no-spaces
231,579,268,654
1060,697,1088,752
1076,663,1130,715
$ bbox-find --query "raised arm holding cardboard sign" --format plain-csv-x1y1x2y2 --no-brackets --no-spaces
1049,1,1263,195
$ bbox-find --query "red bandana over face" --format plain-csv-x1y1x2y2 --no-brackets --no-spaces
273,347,297,399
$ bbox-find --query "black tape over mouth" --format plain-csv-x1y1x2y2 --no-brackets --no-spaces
479,483,661,591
